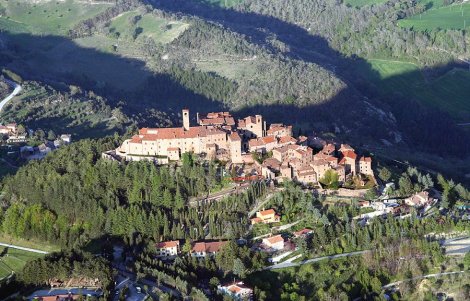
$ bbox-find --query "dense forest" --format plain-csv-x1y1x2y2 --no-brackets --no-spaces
0,138,266,247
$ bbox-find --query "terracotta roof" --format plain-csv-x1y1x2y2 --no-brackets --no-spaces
249,136,276,148
311,159,329,166
167,147,179,151
293,228,313,237
342,150,357,160
137,126,226,141
265,235,284,244
279,136,297,144
229,132,241,141
360,156,372,162
156,240,179,249
262,158,281,169
259,208,276,216
322,143,336,154
192,241,227,253
250,217,262,223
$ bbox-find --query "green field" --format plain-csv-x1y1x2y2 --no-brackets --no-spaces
343,0,388,8
108,10,189,44
195,59,258,80
357,59,470,121
0,246,44,279
0,233,59,253
0,0,112,35
399,3,470,30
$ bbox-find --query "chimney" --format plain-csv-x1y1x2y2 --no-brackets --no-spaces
182,109,190,131
196,112,200,125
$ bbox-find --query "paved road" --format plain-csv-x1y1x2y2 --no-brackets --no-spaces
0,80,22,112
0,242,49,254
382,270,469,289
443,236,470,256
265,250,370,270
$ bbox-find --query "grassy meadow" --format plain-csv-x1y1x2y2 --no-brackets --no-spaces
0,246,44,279
108,9,189,44
356,59,470,122
399,3,470,30
0,0,112,35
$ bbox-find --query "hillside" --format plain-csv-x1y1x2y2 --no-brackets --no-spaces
0,0,469,181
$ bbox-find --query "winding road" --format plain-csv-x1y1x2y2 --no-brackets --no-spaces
0,80,22,113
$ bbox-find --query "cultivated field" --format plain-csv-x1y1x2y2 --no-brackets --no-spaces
356,59,470,121
0,0,112,35
399,3,470,31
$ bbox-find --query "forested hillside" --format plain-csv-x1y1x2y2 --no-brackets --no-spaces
0,0,469,180
0,139,263,247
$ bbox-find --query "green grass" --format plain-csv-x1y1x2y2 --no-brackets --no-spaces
343,0,388,8
195,59,258,80
0,0,112,35
0,233,60,253
356,59,470,121
108,10,189,44
399,3,470,31
0,246,44,279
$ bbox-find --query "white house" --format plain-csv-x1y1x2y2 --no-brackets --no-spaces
262,235,285,251
218,281,253,301
155,240,180,258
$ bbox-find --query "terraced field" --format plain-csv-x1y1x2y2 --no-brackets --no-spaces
0,0,112,35
357,59,470,121
399,3,470,31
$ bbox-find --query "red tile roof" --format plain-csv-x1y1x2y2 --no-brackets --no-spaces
342,150,357,160
133,126,228,143
265,235,284,244
360,156,372,162
156,240,179,249
192,241,227,253
259,209,276,216
279,136,297,144
293,228,313,237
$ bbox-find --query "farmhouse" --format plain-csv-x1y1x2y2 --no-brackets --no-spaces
262,235,285,251
190,241,227,258
251,209,281,225
155,240,180,258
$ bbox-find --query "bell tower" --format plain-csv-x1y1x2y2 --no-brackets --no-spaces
182,109,190,131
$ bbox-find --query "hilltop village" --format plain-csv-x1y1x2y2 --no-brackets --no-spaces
105,110,374,187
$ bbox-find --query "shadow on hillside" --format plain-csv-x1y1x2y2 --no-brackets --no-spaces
0,32,225,117
0,2,469,183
